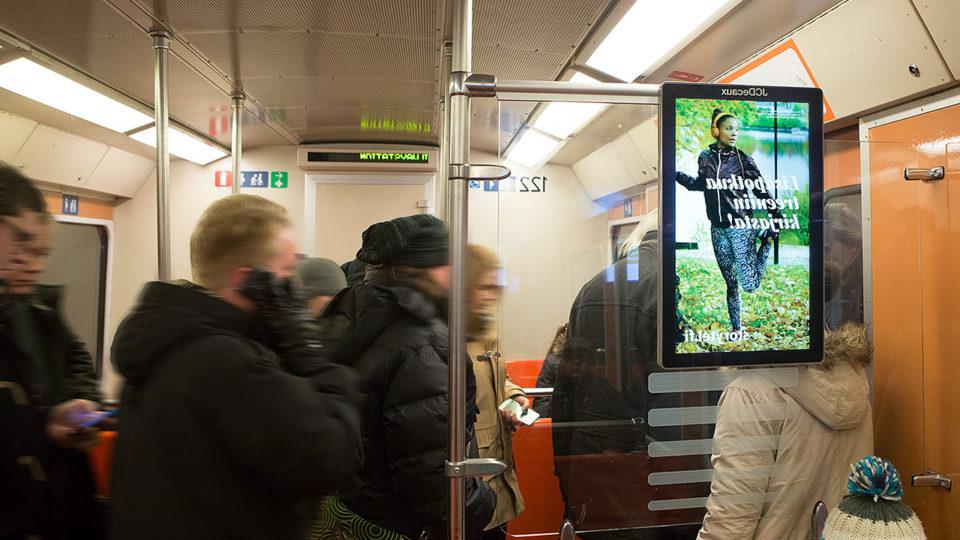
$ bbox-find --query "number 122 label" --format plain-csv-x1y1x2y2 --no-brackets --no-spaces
480,176,547,192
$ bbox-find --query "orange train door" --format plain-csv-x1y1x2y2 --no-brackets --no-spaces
869,97,960,538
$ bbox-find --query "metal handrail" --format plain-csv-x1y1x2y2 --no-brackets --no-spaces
522,387,553,397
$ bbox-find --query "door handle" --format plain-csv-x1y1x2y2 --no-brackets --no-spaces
911,470,952,491
904,166,945,181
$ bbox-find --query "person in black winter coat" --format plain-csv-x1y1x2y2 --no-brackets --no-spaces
312,214,495,540
675,108,784,331
552,212,705,538
1,166,103,540
340,258,368,287
3,211,104,539
109,195,362,540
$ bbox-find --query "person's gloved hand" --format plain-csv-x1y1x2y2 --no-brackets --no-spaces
239,267,324,374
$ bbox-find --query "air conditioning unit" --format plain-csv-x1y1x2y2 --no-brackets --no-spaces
298,143,438,173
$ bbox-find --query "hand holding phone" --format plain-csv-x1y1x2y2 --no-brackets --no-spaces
75,408,120,428
498,398,539,426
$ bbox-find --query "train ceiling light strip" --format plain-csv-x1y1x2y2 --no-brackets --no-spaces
129,126,228,166
0,57,154,133
504,128,562,169
585,0,734,82
531,73,608,139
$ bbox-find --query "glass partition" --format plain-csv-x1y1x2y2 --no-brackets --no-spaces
465,97,888,538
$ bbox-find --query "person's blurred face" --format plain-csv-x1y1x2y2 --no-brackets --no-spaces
0,211,37,285
470,269,501,318
6,219,53,295
427,265,451,290
308,294,334,317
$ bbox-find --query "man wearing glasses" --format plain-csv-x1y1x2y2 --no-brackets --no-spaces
1,165,104,539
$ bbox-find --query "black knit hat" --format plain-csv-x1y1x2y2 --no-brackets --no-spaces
356,214,448,268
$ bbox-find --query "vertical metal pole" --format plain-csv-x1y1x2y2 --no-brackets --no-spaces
151,30,172,282
231,94,244,195
448,0,472,537
438,42,453,222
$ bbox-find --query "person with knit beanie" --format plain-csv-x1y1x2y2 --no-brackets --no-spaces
296,257,348,316
822,456,926,539
308,214,495,540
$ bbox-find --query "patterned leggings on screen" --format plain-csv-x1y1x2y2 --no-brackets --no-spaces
711,226,773,330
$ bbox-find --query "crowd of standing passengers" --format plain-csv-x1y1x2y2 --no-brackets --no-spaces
0,165,530,540
0,164,925,540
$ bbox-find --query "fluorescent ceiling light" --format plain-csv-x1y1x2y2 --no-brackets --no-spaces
130,126,228,165
586,0,731,82
0,57,153,132
506,129,561,169
533,73,608,139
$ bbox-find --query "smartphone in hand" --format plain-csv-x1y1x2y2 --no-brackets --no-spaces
498,399,540,426
74,409,119,428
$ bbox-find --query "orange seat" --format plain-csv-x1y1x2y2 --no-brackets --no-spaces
506,359,544,389
87,430,116,498
506,418,567,539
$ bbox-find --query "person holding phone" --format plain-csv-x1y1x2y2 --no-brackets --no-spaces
1,166,108,540
466,244,527,540
2,206,106,539
109,195,362,540
675,108,782,332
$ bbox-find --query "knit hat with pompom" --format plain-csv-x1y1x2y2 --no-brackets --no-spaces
822,456,926,539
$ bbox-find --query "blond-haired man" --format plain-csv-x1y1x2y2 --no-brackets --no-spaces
110,195,362,540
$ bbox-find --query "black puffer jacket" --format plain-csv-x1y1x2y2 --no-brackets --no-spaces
110,282,362,540
676,143,784,228
555,233,682,454
0,289,103,539
315,271,496,539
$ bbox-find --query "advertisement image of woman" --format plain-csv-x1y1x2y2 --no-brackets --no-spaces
676,109,783,331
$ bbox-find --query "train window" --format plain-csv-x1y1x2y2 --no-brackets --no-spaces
40,220,109,374
823,185,863,328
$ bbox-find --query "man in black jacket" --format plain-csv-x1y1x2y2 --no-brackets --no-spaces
1,166,102,540
109,194,363,540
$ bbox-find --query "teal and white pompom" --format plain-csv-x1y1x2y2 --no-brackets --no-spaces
847,455,904,502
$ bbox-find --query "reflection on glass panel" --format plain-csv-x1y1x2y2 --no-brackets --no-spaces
474,101,869,539
823,190,863,329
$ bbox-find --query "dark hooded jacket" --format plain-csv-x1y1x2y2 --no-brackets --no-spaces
0,287,103,539
315,271,496,539
676,143,784,228
340,259,368,288
109,282,362,540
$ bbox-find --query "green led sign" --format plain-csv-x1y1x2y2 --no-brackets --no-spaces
307,151,430,164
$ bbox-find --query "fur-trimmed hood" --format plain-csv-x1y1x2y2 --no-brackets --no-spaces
822,322,872,368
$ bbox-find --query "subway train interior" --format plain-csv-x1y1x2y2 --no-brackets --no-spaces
1,0,959,538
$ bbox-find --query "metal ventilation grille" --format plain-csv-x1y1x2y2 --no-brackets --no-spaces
475,0,607,53
142,0,436,39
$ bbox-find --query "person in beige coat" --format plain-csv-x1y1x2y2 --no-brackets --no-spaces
467,244,527,540
698,322,873,540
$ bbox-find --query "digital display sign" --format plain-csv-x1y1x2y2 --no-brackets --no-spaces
307,151,430,164
659,82,824,369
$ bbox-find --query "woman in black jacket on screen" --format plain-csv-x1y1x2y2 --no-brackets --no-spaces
675,108,783,331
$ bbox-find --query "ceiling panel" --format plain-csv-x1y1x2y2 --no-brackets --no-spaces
142,0,436,39
474,0,608,52
183,32,436,82
0,0,143,41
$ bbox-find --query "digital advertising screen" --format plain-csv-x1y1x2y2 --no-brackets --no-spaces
659,82,824,369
